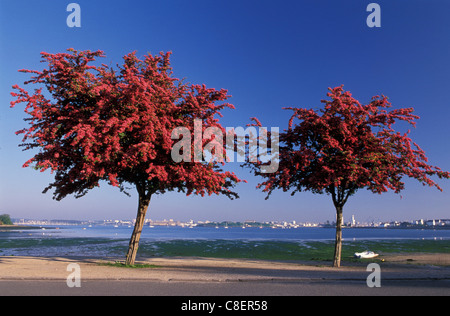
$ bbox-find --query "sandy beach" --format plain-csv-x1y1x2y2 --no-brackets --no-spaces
0,254,449,296
0,253,449,281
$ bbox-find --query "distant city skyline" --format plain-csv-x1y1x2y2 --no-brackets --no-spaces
12,216,450,230
1,1,449,223
10,213,450,227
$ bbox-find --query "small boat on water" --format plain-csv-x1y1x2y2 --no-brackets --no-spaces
354,251,379,259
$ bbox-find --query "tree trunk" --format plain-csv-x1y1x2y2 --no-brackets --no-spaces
125,192,151,265
333,205,343,268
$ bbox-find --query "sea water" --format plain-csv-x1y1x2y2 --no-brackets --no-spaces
1,225,449,260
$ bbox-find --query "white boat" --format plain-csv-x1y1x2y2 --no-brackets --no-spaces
354,251,379,259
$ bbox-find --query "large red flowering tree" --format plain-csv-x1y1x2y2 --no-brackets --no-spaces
247,86,450,267
11,49,242,265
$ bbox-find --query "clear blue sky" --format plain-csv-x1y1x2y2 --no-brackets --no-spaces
1,0,449,222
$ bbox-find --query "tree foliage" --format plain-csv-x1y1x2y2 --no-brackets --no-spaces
11,49,242,202
0,214,13,225
250,86,449,204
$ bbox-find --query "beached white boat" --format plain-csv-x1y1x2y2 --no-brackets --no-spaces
354,251,379,259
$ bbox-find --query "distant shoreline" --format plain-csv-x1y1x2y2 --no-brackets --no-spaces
0,225,43,230
11,220,450,230
340,225,450,230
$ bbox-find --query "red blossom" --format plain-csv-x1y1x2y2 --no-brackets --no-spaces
11,49,243,201
249,86,450,201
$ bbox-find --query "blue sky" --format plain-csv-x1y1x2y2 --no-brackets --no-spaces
1,0,449,222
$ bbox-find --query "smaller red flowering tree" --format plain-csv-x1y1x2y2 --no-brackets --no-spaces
11,49,243,265
246,86,450,267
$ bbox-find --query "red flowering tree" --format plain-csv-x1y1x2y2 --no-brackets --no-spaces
11,49,243,265
247,86,450,267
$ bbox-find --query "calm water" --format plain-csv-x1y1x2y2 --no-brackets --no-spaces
1,225,449,260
